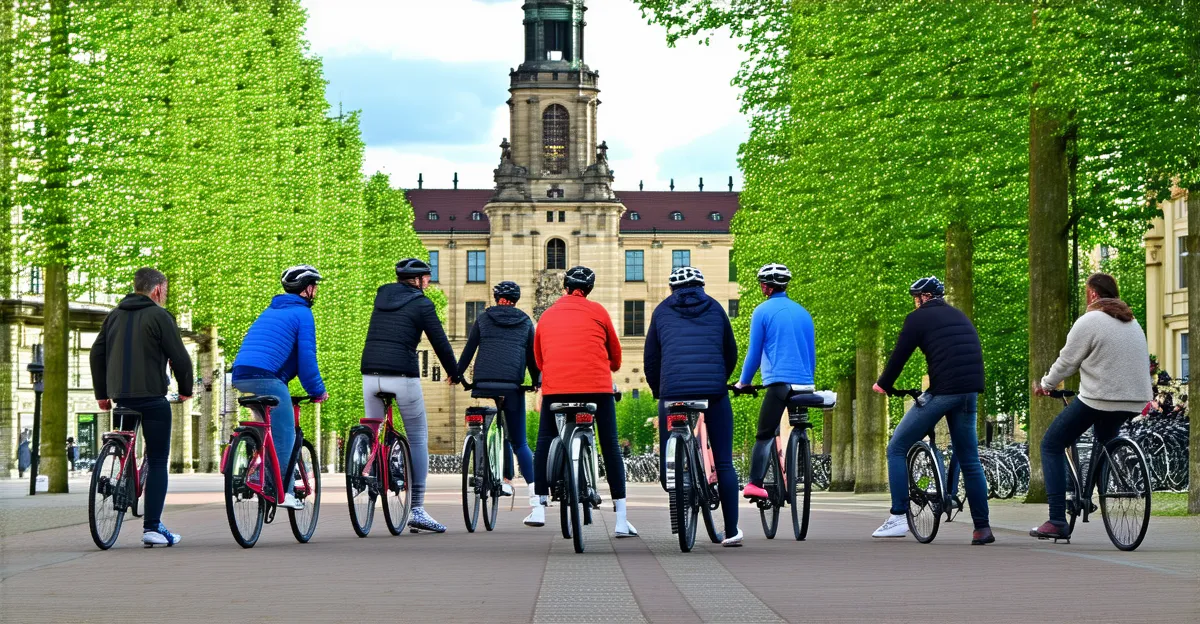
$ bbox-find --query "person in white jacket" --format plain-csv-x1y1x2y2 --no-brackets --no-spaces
1031,273,1152,540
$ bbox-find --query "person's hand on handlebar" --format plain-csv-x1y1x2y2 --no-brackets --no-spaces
872,383,886,395
734,381,748,390
1033,383,1051,397
313,392,329,403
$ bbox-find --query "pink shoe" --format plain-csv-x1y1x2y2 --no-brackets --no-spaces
742,483,769,499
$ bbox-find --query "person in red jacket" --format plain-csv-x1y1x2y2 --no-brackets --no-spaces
526,266,635,537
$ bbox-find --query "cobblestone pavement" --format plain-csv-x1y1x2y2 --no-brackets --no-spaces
1,474,1197,623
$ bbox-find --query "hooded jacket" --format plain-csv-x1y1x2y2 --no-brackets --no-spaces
534,293,621,395
90,294,194,400
231,294,326,396
644,286,738,399
360,282,457,378
456,305,539,384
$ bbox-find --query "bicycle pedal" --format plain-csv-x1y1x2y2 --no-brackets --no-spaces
410,528,419,534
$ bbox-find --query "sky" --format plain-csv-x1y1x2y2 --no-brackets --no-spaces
301,0,748,192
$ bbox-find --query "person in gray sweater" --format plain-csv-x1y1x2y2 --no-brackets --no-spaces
1031,273,1152,539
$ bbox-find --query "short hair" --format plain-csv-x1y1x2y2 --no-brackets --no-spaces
134,267,167,294
1086,272,1118,299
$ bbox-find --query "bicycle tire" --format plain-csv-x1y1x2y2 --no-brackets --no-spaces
760,443,781,540
130,457,147,519
89,441,126,550
224,432,265,548
675,435,698,552
1065,459,1081,536
787,432,813,541
288,440,321,543
462,437,481,533
696,443,721,544
905,441,942,544
1098,438,1151,551
484,418,503,531
345,430,377,538
570,434,587,553
382,435,413,536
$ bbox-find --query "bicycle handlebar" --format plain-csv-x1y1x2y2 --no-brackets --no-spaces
729,384,763,397
460,380,538,392
887,388,923,400
1047,389,1076,399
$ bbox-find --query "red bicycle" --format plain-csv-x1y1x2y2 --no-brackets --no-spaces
344,391,413,537
221,395,322,548
88,408,149,550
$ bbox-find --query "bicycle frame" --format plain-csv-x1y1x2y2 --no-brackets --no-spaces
551,407,600,504
103,410,144,505
355,394,404,495
665,405,716,488
225,400,311,506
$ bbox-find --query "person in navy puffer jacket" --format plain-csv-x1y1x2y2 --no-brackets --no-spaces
644,266,742,546
231,265,328,511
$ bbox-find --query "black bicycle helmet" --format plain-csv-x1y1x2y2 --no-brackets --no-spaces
281,265,322,293
668,266,705,290
563,266,596,296
757,263,792,287
493,280,521,303
396,258,432,279
909,276,945,297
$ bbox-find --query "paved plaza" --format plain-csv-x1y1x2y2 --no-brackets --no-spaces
1,474,1197,623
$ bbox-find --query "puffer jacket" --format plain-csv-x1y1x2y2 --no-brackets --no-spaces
534,293,621,395
877,298,984,395
644,287,738,399
456,305,539,384
361,282,457,378
231,294,325,396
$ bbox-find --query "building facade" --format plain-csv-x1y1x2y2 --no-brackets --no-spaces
405,0,741,453
1145,187,1193,381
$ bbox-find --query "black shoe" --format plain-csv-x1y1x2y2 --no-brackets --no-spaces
971,526,995,545
1029,520,1070,541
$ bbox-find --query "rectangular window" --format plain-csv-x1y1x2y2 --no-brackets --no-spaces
729,249,737,282
1182,333,1189,380
729,299,740,318
432,365,441,382
1179,236,1188,289
558,210,566,223
672,250,691,269
502,214,511,231
428,251,439,283
467,251,486,283
421,350,429,377
466,301,486,329
547,210,554,223
625,250,644,282
624,300,645,337
30,267,41,295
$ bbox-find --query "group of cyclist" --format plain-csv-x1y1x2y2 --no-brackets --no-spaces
91,252,1151,549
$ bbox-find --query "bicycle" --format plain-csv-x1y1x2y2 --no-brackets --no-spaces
1038,390,1152,551
88,408,149,550
344,391,414,538
887,389,964,543
221,395,322,548
732,384,835,541
545,400,604,553
663,398,722,552
460,381,536,532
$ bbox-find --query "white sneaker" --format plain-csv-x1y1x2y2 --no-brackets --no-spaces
524,504,546,527
279,493,304,510
721,528,744,547
872,514,909,538
501,482,514,497
142,523,181,547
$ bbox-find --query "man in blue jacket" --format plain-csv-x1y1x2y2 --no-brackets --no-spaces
644,267,743,546
734,263,815,504
232,265,329,510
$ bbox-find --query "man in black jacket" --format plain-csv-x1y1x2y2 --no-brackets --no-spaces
871,276,991,544
90,267,193,547
455,281,540,516
361,257,457,533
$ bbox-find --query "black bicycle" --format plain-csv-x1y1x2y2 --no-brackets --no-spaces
460,381,535,532
1038,390,1152,551
732,384,834,540
887,389,962,543
545,400,604,553
663,399,722,552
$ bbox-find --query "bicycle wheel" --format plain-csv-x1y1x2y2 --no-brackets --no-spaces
224,433,265,548
905,442,942,544
382,435,413,536
696,443,721,544
1098,439,1151,551
89,441,126,550
760,444,781,540
462,437,481,532
482,439,500,532
675,437,698,552
787,432,813,541
1065,460,1081,536
570,434,589,553
288,440,321,543
995,456,1017,500
344,430,376,538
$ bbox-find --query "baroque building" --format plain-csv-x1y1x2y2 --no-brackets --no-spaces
1144,187,1193,381
405,0,741,453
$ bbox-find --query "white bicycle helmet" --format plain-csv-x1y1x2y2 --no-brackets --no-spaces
757,263,792,287
281,264,322,293
668,266,705,289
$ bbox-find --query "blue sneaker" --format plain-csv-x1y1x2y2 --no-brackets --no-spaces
142,523,181,548
407,507,446,533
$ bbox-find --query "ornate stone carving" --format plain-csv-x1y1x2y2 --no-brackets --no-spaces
582,139,616,201
533,269,565,320
493,137,531,201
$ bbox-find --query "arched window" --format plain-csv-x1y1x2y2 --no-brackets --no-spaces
709,212,723,222
670,211,684,221
629,211,641,221
543,104,569,174
427,211,439,221
546,239,567,270
470,211,483,221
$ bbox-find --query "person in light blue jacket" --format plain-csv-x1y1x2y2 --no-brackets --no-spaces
231,265,329,510
733,263,815,500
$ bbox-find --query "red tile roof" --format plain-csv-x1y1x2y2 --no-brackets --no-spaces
406,189,738,234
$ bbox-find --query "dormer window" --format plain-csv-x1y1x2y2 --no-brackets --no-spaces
709,212,723,222
470,211,483,221
427,211,439,221
670,211,684,221
629,212,641,221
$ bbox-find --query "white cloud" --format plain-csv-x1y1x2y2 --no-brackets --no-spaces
303,0,748,191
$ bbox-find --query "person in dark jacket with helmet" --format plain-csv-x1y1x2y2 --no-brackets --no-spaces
360,257,458,533
644,266,743,546
456,281,540,511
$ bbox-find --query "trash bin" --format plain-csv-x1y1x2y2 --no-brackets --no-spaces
35,475,49,492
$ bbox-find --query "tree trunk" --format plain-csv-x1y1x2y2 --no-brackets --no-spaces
39,0,72,494
854,318,887,493
197,327,220,472
1025,104,1071,504
945,219,982,438
1189,189,1200,514
829,374,855,490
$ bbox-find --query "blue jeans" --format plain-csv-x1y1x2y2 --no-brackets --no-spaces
1040,398,1129,525
232,377,296,497
886,393,989,529
658,394,739,536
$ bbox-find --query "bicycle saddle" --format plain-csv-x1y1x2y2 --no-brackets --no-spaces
466,406,497,416
471,381,519,398
375,391,396,400
549,402,597,414
665,400,708,411
238,395,279,408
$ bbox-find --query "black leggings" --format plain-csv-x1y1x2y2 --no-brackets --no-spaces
749,383,791,486
534,393,625,500
116,397,172,530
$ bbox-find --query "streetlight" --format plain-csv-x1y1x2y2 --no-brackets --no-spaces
27,344,44,496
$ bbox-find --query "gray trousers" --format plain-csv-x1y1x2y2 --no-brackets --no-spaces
363,375,429,507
